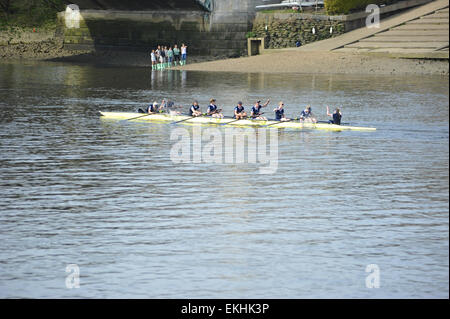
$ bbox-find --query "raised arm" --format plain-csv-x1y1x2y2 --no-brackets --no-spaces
159,99,166,111
326,106,333,117
262,99,270,108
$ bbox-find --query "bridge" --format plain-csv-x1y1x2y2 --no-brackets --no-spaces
60,0,268,56
63,0,211,11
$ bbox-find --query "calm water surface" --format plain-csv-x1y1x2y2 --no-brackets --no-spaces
0,61,448,298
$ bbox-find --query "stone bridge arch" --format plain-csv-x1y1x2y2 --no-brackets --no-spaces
60,0,267,57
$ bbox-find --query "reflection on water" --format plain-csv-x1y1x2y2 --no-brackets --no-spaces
0,61,448,298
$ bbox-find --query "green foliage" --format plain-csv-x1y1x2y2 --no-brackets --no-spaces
246,31,256,38
0,0,64,27
324,0,402,15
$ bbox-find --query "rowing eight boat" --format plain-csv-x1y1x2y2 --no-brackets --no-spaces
99,112,377,132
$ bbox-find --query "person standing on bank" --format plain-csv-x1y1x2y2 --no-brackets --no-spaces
150,50,157,70
160,47,166,68
155,46,161,69
173,44,181,66
181,44,187,65
167,47,174,67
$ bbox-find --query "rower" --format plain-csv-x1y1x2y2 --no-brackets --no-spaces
189,100,202,117
327,106,342,125
145,101,159,114
273,101,290,122
165,99,181,115
234,101,247,120
207,98,224,118
300,105,317,123
159,99,183,115
251,99,269,120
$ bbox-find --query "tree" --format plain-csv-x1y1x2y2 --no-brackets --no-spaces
0,0,11,20
41,0,64,11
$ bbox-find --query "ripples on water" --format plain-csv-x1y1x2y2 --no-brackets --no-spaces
0,62,448,298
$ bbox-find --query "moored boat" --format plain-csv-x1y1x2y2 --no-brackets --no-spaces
99,111,377,132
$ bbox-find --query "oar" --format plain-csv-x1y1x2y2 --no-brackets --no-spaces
122,113,156,122
209,109,223,116
264,118,298,127
250,112,265,119
221,112,265,126
220,117,245,126
171,113,206,125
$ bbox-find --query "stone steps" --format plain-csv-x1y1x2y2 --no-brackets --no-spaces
345,41,448,49
335,47,450,60
361,36,449,42
409,18,449,24
375,30,449,36
393,23,449,30
305,0,449,59
425,12,449,18
338,47,440,53
340,3,449,57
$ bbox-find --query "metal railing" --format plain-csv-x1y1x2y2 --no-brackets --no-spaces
256,0,324,11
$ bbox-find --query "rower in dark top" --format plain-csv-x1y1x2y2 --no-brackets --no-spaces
138,100,160,114
327,106,342,125
189,100,202,117
300,105,317,123
251,99,269,120
207,98,224,118
273,101,290,121
146,101,159,114
234,101,247,120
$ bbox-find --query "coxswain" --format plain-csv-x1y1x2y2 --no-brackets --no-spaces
207,99,223,118
300,105,317,123
326,106,342,125
234,101,247,120
251,99,269,120
190,100,202,117
273,101,289,121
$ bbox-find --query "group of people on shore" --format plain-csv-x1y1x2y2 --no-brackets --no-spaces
150,44,187,70
140,99,342,125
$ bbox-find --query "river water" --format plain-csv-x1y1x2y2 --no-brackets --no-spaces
0,61,448,298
